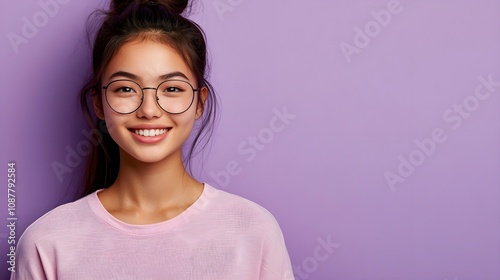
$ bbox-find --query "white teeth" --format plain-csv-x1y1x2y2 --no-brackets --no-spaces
134,129,169,137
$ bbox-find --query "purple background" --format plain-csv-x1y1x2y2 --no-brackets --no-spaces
2,0,500,279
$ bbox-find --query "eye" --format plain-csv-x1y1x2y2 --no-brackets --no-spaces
116,87,136,93
165,86,182,92
159,80,190,96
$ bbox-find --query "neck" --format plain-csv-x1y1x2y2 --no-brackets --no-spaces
109,148,202,211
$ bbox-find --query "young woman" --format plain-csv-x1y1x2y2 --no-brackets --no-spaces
12,0,294,279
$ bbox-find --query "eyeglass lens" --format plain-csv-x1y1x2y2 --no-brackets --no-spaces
104,79,195,114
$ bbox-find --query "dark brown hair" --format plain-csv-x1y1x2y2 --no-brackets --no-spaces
78,0,218,196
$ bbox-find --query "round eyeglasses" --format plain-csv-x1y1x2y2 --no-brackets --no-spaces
102,79,198,114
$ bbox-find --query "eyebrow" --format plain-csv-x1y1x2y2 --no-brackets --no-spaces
106,71,190,82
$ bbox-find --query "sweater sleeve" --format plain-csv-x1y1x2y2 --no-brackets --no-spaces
259,216,295,280
10,229,49,280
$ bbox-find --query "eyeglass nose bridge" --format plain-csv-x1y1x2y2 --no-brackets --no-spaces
141,86,160,101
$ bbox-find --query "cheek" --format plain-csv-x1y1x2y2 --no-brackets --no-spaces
105,119,122,143
170,108,199,139
175,97,200,127
172,113,196,132
102,112,125,140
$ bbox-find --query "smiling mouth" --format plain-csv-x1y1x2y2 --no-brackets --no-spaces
132,128,171,137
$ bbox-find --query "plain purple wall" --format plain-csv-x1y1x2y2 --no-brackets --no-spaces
2,0,500,279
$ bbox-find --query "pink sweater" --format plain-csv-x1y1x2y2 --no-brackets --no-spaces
11,184,294,279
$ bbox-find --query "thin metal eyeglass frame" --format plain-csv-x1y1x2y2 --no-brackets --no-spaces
102,79,199,115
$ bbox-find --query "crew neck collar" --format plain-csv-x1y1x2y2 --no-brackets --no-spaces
86,183,217,235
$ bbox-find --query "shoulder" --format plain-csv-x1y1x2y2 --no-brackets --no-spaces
204,185,294,279
204,184,283,232
17,194,93,246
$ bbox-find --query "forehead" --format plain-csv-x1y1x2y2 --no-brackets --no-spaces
102,39,195,83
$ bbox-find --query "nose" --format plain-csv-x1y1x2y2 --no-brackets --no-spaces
136,87,162,119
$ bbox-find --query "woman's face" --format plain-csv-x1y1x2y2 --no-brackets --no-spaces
97,38,203,164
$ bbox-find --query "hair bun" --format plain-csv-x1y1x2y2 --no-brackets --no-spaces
111,0,190,15
149,0,189,14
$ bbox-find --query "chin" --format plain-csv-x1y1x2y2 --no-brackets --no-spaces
123,147,182,164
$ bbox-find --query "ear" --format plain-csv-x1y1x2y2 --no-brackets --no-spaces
91,89,105,120
195,87,208,119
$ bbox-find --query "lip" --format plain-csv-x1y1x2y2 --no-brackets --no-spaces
128,124,172,130
128,127,171,144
